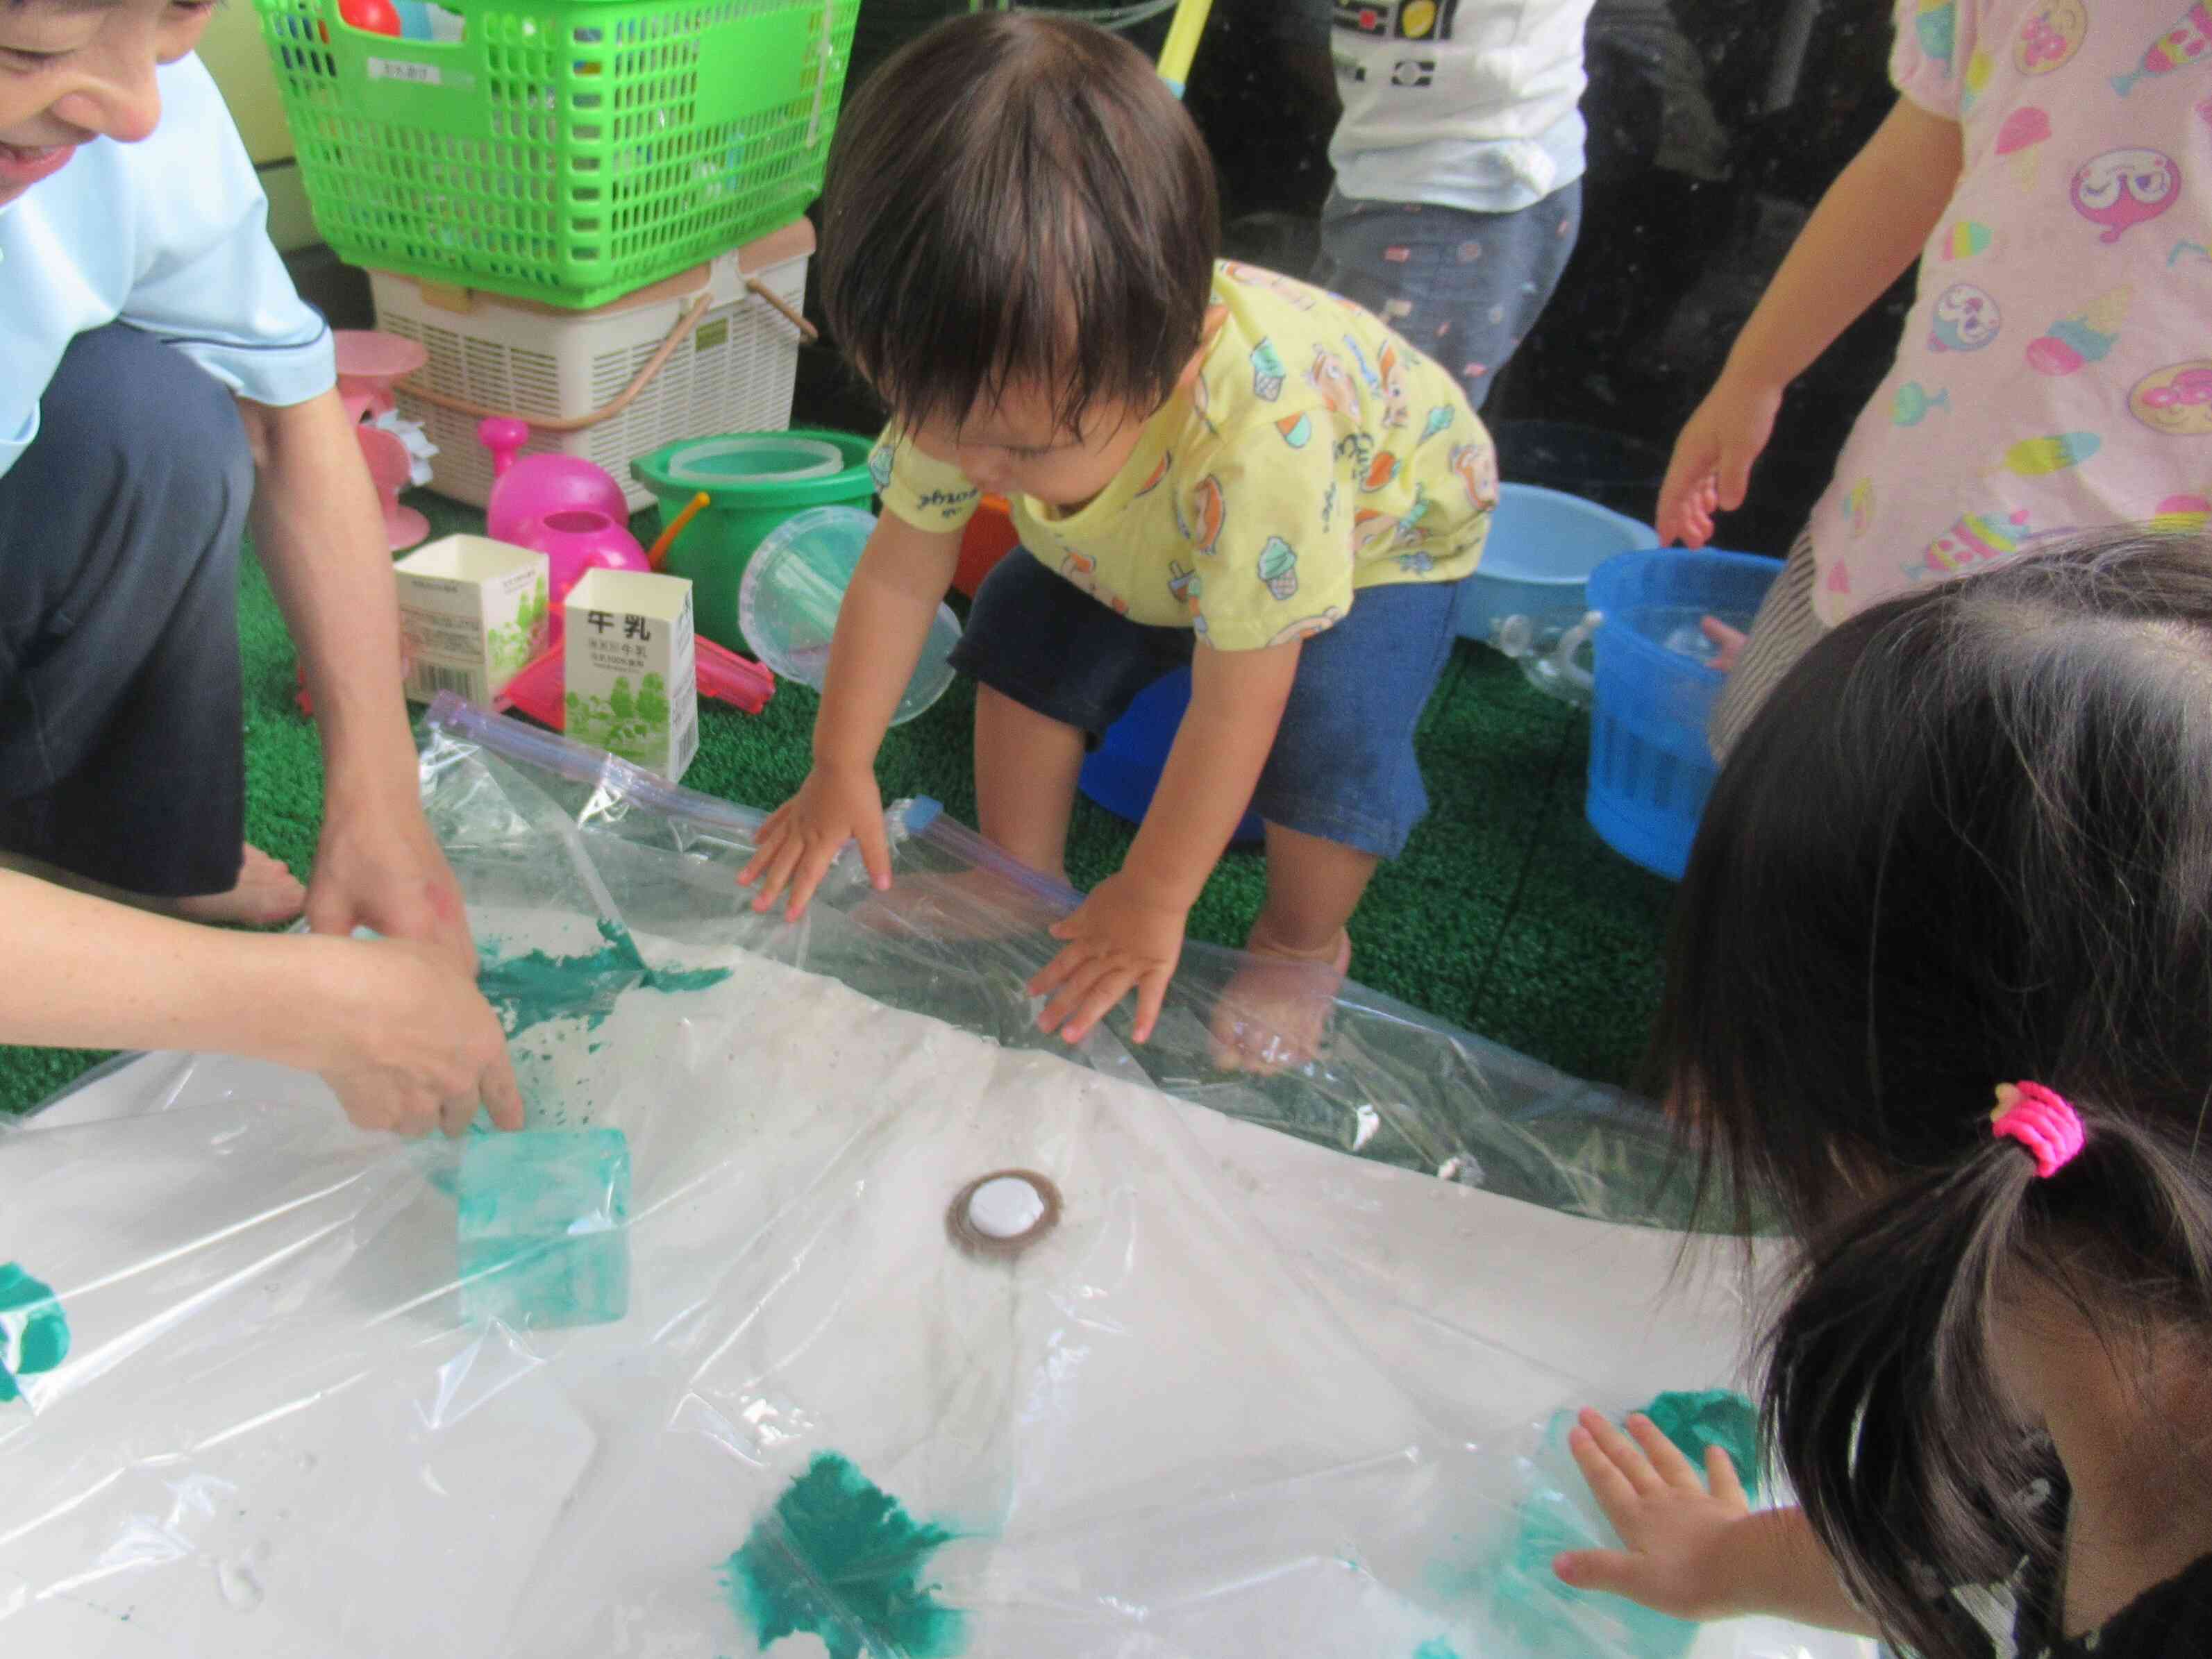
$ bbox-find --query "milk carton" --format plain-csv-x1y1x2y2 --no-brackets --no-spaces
562,569,698,782
395,535,550,707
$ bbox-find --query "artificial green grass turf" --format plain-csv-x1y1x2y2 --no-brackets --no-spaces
0,494,1675,1116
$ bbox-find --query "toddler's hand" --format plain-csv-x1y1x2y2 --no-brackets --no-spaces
738,762,892,920
1700,616,1748,674
1027,872,1187,1045
1657,376,1784,548
1552,1407,1754,1623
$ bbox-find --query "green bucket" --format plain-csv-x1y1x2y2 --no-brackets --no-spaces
630,429,877,653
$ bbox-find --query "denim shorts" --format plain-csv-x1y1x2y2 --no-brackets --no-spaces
948,550,1465,859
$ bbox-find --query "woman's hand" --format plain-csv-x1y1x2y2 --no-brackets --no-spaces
307,793,478,976
1552,1407,1755,1622
294,936,523,1138
1027,872,1189,1045
737,762,893,920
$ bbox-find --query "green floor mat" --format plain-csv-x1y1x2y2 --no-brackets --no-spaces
1,494,1673,1116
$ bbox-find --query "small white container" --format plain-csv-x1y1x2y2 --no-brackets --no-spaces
562,569,699,783
395,535,551,708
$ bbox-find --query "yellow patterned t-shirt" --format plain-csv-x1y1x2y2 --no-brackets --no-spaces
871,260,1496,652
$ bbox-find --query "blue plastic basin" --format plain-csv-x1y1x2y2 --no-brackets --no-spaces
1457,482,1659,644
1584,548,1783,880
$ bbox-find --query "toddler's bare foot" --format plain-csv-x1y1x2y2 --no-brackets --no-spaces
171,845,308,927
851,865,1073,943
1208,921,1352,1075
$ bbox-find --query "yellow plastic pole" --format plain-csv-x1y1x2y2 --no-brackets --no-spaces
1154,0,1213,96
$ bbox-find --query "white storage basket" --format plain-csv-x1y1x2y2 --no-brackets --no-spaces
371,219,814,514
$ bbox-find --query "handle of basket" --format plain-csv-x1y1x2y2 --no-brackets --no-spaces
394,277,818,431
744,276,820,343
394,291,716,433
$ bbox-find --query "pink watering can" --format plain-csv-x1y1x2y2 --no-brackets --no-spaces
478,418,648,627
478,416,634,544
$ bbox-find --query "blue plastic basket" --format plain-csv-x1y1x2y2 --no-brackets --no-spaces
1078,666,1266,846
1584,548,1783,880
1456,482,1658,644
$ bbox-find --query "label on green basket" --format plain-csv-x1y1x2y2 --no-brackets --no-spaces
369,58,460,87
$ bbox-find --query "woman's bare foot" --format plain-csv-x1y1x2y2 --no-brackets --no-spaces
1207,921,1352,1075
851,865,1074,943
2,843,305,927
172,845,308,927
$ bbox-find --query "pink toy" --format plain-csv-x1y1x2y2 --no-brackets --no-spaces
478,417,631,545
498,637,775,725
508,508,651,639
330,330,432,553
334,330,426,423
360,423,429,551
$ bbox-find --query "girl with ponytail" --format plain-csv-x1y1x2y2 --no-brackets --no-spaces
1552,532,2212,1656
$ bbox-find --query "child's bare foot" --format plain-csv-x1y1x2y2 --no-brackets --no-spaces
171,846,308,927
1208,920,1352,1075
851,865,1074,942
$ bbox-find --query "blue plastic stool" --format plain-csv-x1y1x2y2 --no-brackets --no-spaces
1584,548,1783,881
1077,666,1266,846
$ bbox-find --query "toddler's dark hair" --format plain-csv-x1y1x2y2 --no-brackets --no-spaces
1656,533,2212,1659
817,12,1220,435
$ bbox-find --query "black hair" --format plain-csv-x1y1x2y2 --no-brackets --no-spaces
816,12,1220,436
1655,532,2212,1658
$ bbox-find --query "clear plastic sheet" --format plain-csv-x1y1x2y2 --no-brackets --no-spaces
0,700,1863,1658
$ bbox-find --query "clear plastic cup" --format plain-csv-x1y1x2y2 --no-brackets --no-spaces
738,505,962,726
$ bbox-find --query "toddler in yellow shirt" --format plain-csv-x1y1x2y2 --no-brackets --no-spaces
741,11,1495,1067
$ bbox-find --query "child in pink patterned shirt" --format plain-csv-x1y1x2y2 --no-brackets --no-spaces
1659,0,2212,755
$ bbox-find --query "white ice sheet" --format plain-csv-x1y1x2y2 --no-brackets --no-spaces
0,915,1859,1658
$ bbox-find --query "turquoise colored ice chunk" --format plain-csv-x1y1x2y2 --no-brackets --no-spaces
456,1128,631,1328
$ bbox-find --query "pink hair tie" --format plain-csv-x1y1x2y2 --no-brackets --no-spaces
1990,1082,2085,1179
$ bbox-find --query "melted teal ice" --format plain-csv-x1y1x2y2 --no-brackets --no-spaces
1484,1389,1761,1659
721,1454,968,1659
477,920,733,1043
1641,1389,1761,1498
0,1262,70,1403
1413,1642,1463,1659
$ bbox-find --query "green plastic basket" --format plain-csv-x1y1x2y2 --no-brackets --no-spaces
251,0,856,309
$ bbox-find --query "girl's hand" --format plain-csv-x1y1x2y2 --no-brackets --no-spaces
1027,873,1189,1044
737,762,894,920
1552,1407,1754,1622
1655,376,1785,549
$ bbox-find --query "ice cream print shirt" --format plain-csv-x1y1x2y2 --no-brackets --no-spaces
1810,0,2212,625
873,262,1495,650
